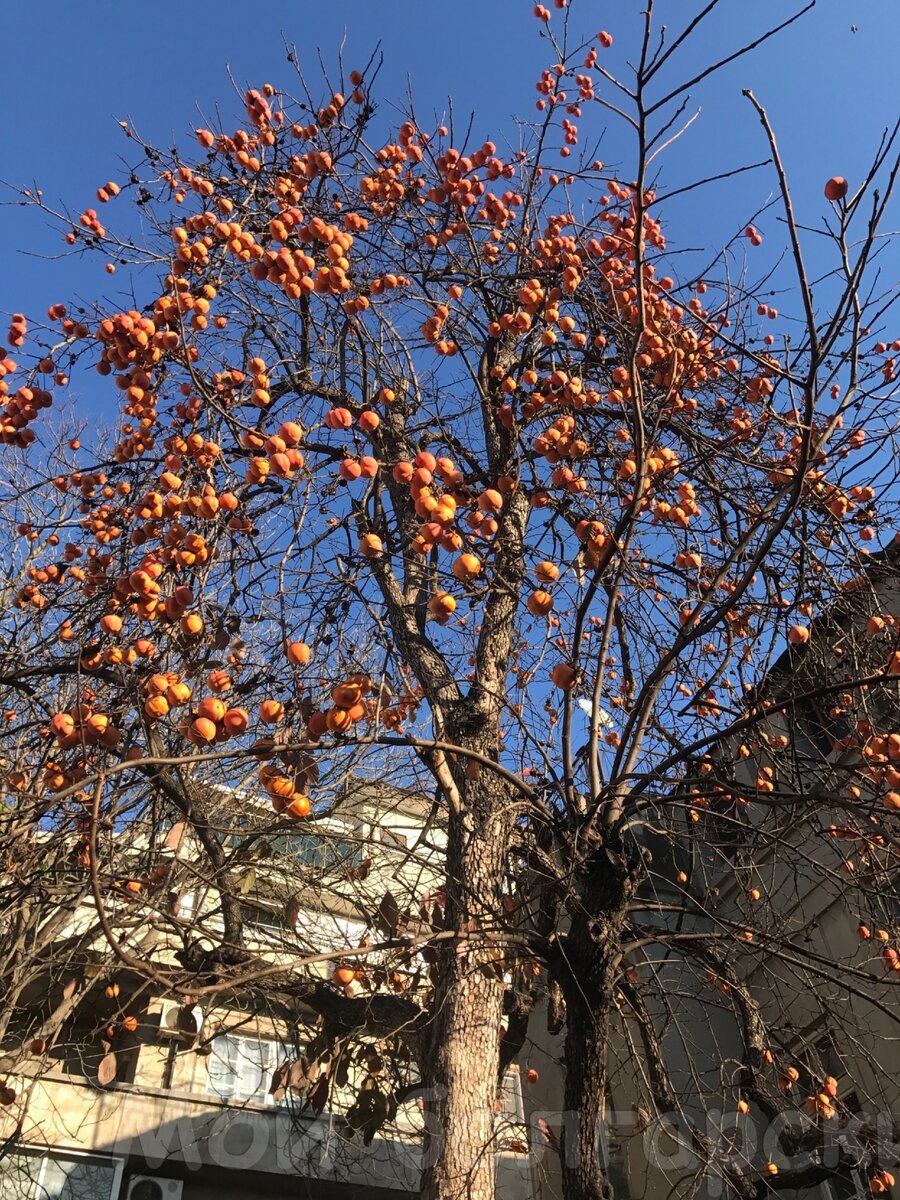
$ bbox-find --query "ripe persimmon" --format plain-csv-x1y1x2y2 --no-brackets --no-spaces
190,716,218,742
326,707,354,733
286,641,311,665
332,682,364,709
180,612,204,636
429,591,456,621
196,697,226,722
452,553,482,581
478,488,503,514
527,590,554,617
222,708,249,735
550,663,576,690
285,795,311,819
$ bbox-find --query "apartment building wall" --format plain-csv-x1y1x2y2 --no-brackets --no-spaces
0,778,538,1200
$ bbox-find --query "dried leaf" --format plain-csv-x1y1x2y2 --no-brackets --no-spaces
349,857,372,882
335,1055,350,1089
97,1051,117,1086
62,978,79,1000
269,1061,289,1101
239,867,257,895
309,1074,329,1113
165,821,186,850
363,1109,388,1144
288,1057,315,1090
283,895,301,928
375,890,400,937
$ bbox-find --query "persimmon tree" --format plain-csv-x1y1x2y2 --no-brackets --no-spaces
1,3,900,1200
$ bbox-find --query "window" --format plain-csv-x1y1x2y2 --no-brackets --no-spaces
498,1068,524,1122
241,903,282,934
205,1032,287,1105
496,1069,527,1152
0,1150,122,1200
177,891,198,919
795,696,852,761
269,833,365,875
371,826,409,850
603,1124,632,1200
225,816,365,878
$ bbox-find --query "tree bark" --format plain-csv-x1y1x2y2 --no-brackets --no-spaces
562,991,615,1200
558,838,644,1200
420,768,512,1200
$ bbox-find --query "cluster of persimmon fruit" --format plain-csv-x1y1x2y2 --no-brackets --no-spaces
0,324,52,447
49,704,121,751
142,672,251,747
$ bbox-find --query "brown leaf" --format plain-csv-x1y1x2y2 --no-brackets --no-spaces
269,1061,289,1101
309,1074,329,1113
375,890,400,937
165,821,186,850
335,1055,350,1089
97,1052,117,1087
350,857,372,881
288,1057,315,1090
283,895,301,928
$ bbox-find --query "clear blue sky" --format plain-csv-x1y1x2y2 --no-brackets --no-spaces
2,0,897,411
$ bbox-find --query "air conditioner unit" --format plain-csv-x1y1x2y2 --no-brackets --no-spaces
156,998,202,1039
125,1177,184,1200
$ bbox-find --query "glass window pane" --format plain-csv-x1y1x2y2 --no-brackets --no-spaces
0,1153,116,1200
39,1157,116,1200
207,1033,287,1105
499,1069,523,1120
0,1153,38,1200
206,1034,240,1100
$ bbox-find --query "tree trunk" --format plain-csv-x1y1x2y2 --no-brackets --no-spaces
558,839,644,1200
420,768,511,1200
561,990,615,1200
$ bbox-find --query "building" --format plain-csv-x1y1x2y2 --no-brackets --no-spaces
592,542,900,1200
0,775,536,1200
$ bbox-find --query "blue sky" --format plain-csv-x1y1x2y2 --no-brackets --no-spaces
2,0,897,399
